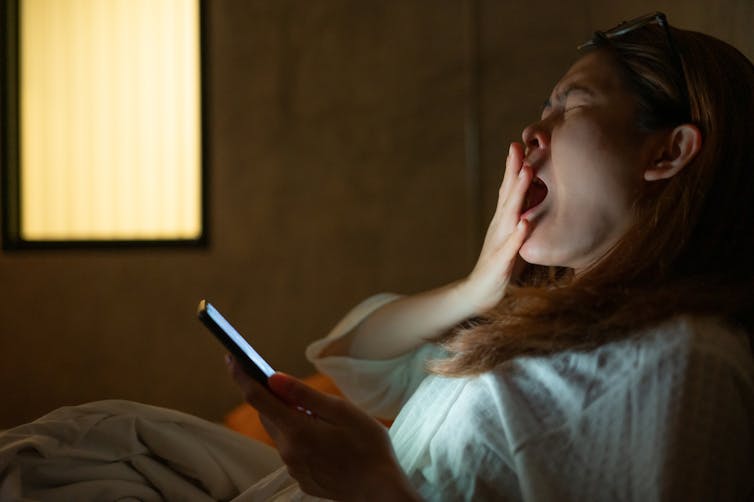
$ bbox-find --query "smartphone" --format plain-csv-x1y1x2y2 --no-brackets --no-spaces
197,299,275,386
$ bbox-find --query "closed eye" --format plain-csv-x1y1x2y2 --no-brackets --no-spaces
564,104,586,114
540,104,585,121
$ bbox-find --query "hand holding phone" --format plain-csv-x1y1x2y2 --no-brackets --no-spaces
197,299,275,386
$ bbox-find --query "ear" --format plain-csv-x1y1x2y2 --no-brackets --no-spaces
643,124,703,181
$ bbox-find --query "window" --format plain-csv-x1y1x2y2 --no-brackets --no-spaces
1,0,207,249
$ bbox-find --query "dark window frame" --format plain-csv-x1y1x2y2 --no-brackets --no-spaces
1,0,210,251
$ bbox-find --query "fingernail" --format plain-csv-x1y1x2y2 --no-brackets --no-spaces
518,218,526,230
519,165,527,178
508,144,514,156
269,373,296,396
270,372,289,388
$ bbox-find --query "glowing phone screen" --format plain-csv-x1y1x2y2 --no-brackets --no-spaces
205,303,275,378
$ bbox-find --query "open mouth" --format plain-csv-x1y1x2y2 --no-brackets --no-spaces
523,177,548,213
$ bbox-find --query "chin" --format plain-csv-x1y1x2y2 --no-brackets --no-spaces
519,234,576,269
519,239,557,267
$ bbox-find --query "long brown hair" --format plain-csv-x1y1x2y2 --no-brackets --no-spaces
431,25,754,376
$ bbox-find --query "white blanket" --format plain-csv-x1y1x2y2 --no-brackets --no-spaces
0,400,290,501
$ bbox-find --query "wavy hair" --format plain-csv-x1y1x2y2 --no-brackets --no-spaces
431,25,754,376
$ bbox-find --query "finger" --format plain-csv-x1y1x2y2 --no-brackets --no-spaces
269,373,349,424
502,162,533,223
494,156,532,237
501,218,532,268
499,142,525,200
490,162,533,237
227,357,296,423
226,354,252,386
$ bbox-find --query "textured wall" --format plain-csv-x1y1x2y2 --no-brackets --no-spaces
1,0,752,428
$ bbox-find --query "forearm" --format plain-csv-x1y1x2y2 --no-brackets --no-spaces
319,145,532,361
321,279,481,360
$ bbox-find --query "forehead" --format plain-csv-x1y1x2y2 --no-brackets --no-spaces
552,50,628,98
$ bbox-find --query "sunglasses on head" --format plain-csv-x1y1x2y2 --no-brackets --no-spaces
578,12,690,113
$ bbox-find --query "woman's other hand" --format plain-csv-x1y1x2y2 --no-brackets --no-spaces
462,142,531,314
314,143,532,361
227,356,421,501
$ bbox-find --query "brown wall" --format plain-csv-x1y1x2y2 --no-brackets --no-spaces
1,0,752,428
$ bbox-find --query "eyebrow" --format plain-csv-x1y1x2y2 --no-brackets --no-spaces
541,84,596,112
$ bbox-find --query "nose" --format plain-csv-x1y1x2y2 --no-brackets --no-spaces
521,121,550,158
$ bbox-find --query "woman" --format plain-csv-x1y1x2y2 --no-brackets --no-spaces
1,12,752,501
231,12,754,501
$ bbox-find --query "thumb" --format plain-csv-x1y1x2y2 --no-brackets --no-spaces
269,372,345,423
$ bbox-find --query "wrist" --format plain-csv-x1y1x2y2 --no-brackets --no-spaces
453,277,498,317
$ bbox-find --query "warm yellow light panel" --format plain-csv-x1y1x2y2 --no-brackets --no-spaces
20,0,202,240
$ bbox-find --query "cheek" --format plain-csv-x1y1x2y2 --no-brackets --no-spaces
524,127,640,267
552,121,642,206
553,109,644,165
553,169,637,249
